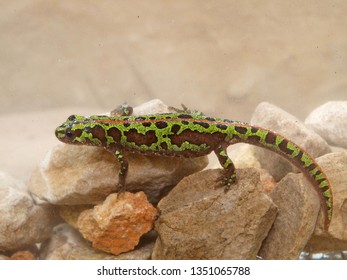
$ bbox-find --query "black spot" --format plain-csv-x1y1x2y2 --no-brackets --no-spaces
124,129,157,146
293,150,304,162
178,114,193,119
305,163,317,173
319,184,329,193
216,124,228,130
205,117,216,122
193,121,210,129
251,127,258,133
89,125,106,143
264,133,277,145
278,139,290,153
149,116,156,120
182,120,189,125
107,127,122,142
223,119,233,123
316,177,326,186
135,116,146,121
142,122,151,127
155,121,168,129
171,124,181,134
123,123,131,128
234,126,248,134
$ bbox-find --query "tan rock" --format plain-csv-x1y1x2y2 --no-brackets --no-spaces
77,192,157,255
29,143,208,205
250,102,331,181
59,205,93,228
152,168,277,259
0,255,9,260
40,224,155,260
0,172,59,251
305,151,347,252
258,173,320,259
29,144,120,205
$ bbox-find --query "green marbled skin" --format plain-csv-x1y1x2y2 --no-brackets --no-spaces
55,109,333,229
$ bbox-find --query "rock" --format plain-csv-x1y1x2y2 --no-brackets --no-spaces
207,143,261,170
29,144,207,205
59,204,93,228
305,151,347,252
132,99,173,115
10,250,37,260
152,168,277,260
29,145,119,205
305,101,347,149
40,224,155,260
258,173,320,260
250,102,331,180
0,172,59,251
77,192,157,255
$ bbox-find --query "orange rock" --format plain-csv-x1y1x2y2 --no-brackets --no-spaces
77,192,157,255
10,250,36,260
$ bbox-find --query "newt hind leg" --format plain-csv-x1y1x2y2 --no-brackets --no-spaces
214,144,236,191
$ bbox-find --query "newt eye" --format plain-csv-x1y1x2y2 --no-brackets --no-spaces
65,130,73,138
67,115,76,122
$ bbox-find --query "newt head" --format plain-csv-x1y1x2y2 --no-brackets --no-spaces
55,115,102,146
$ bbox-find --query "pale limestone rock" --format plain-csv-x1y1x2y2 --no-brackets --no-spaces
258,173,320,259
29,144,118,205
152,168,277,260
132,99,172,115
29,143,207,205
207,143,261,170
40,224,155,260
305,101,347,149
0,172,59,251
305,151,347,252
77,192,157,255
250,102,331,181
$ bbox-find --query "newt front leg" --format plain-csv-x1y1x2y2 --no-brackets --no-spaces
108,146,129,193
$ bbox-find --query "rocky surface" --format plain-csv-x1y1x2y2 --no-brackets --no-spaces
77,192,157,255
40,223,155,260
250,102,331,181
305,101,347,149
3,100,347,260
152,168,277,260
258,173,321,259
0,172,59,252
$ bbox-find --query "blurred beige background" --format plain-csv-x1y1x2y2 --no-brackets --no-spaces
1,0,346,181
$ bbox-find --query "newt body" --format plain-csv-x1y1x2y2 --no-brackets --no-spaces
55,107,333,229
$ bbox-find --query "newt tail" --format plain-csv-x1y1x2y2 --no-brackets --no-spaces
226,123,332,229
